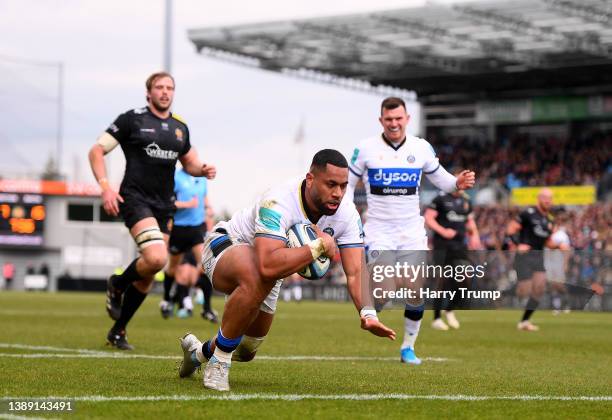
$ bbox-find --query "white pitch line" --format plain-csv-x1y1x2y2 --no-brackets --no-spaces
0,414,58,420
0,353,450,362
0,343,104,354
0,343,451,362
2,394,611,402
255,356,451,362
0,309,100,317
0,353,176,360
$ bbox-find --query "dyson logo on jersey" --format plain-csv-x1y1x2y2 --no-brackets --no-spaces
369,168,421,186
368,168,421,196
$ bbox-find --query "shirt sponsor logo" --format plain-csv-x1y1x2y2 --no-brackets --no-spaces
533,223,551,238
447,211,467,223
109,123,119,133
143,143,179,160
368,168,421,196
140,128,156,133
161,122,169,131
368,168,421,186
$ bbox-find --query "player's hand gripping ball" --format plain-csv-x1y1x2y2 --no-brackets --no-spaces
286,223,330,280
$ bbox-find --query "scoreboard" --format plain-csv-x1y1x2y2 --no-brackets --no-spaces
0,193,45,247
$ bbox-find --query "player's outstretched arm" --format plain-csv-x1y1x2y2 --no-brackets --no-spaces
455,170,476,190
360,316,396,340
339,247,396,340
179,148,217,179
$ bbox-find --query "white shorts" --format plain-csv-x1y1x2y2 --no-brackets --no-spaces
203,221,283,315
202,221,246,282
545,252,566,283
363,217,428,251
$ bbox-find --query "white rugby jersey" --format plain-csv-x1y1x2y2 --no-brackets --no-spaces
226,178,364,248
545,228,571,274
348,134,441,222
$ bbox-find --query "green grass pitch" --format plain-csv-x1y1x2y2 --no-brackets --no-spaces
0,291,610,419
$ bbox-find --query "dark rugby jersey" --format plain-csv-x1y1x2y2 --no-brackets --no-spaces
517,207,554,250
428,192,472,249
105,107,191,208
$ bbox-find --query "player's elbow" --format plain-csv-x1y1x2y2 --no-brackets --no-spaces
88,144,104,163
87,144,98,160
256,263,280,284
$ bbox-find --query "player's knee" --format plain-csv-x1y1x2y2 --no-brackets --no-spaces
232,336,265,362
516,282,530,297
142,252,167,273
532,285,546,298
237,269,270,299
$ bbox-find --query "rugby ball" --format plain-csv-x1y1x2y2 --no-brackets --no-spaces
286,223,330,280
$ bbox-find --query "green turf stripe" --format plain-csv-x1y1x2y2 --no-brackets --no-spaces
2,394,611,402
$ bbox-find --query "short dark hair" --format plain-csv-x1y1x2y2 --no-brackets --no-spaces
381,97,406,115
310,149,348,172
146,71,175,91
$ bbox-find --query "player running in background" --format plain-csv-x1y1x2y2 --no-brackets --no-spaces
545,211,572,315
88,71,216,350
424,190,482,330
161,167,213,319
347,97,475,364
177,149,395,391
507,188,563,331
174,251,199,318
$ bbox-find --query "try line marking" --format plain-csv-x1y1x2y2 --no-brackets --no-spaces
0,343,450,362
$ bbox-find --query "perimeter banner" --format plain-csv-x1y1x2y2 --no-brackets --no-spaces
511,186,596,206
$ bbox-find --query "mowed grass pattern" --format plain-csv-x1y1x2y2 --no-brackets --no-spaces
0,291,610,419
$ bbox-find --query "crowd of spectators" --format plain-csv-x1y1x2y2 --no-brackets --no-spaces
430,130,611,190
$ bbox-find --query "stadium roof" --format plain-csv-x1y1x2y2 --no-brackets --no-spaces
188,0,612,101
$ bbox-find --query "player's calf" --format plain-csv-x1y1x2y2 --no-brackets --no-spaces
232,335,265,362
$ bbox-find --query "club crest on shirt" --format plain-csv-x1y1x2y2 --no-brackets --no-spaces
175,128,183,141
407,155,415,163
323,227,335,237
261,200,277,209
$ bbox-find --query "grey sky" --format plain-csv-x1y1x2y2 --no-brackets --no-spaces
0,0,471,213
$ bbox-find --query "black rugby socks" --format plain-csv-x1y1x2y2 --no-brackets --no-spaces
113,285,147,331
114,259,143,291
